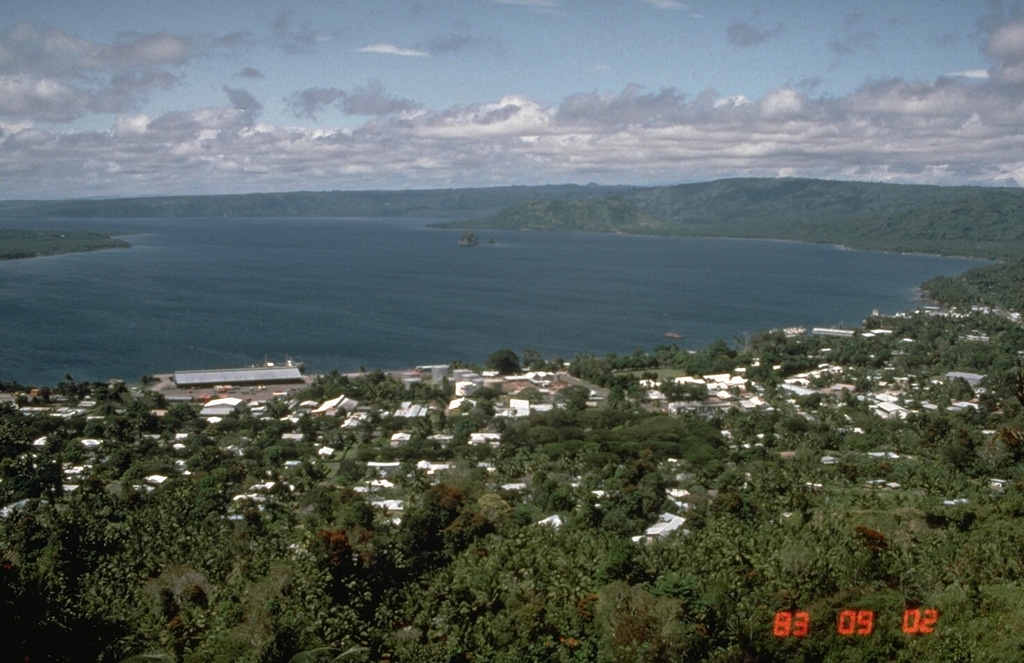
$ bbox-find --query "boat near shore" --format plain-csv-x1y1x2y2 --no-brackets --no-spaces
663,332,684,339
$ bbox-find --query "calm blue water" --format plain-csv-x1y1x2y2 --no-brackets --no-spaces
0,218,987,385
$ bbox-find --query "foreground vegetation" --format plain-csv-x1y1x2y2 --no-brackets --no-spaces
0,229,130,260
3,301,1024,661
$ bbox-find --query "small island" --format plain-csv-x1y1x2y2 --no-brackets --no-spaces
0,229,130,260
458,229,479,246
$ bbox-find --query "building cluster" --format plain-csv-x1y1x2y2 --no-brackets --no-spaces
2,304,1020,545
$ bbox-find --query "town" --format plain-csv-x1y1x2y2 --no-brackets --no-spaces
2,302,1024,662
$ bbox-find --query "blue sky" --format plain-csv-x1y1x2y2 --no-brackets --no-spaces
0,1,1021,198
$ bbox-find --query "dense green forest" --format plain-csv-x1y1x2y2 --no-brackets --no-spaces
3,305,1024,661
922,258,1024,312
448,198,667,234
0,229,130,260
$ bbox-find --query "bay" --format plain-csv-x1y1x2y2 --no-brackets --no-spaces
0,217,987,386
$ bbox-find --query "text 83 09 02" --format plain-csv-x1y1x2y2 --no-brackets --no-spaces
772,609,939,638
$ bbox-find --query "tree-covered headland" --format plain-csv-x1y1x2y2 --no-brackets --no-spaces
0,229,129,260
3,301,1024,662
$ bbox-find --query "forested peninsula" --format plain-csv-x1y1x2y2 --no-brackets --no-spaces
0,229,130,260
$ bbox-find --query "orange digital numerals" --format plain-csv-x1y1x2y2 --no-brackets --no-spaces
836,610,874,636
773,611,810,638
902,608,939,634
775,608,938,638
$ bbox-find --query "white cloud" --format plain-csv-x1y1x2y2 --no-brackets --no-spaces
947,69,989,79
759,88,802,118
273,10,331,53
5,20,1024,197
235,67,264,79
223,87,262,114
986,20,1024,83
987,21,1024,60
0,23,188,122
713,95,751,108
6,70,1022,199
0,75,84,122
112,114,150,136
286,81,420,119
0,24,188,75
640,0,688,10
357,43,429,57
491,0,558,6
727,21,784,48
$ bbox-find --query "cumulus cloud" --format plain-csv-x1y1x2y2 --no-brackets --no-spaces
986,20,1024,83
5,67,1021,200
640,0,689,9
223,87,262,114
0,23,188,75
556,85,692,127
948,70,989,79
727,21,783,48
235,67,265,79
357,43,430,57
423,33,503,56
286,81,419,119
491,0,558,6
0,23,188,122
5,20,1024,198
0,75,84,122
273,10,331,53
828,11,879,63
341,81,419,116
287,87,346,120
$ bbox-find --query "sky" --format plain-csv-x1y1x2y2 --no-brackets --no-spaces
1,1,1023,199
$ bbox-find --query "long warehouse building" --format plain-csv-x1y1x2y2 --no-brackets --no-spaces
173,365,304,388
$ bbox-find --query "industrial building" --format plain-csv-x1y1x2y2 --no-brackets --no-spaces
172,364,304,388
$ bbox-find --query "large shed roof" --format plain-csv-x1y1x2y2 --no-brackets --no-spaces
173,366,303,387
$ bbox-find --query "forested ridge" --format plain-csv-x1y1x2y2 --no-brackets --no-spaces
0,184,641,223
3,304,1024,661
440,178,1024,260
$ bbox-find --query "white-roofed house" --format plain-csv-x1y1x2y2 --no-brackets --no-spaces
631,513,687,544
200,397,245,418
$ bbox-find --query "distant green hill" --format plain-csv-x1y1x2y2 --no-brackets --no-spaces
455,197,669,233
437,178,1024,259
0,184,642,222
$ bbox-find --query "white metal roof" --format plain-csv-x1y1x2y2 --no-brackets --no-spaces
173,366,303,386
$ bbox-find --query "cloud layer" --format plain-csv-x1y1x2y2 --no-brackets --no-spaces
1,17,1024,198
0,23,187,123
